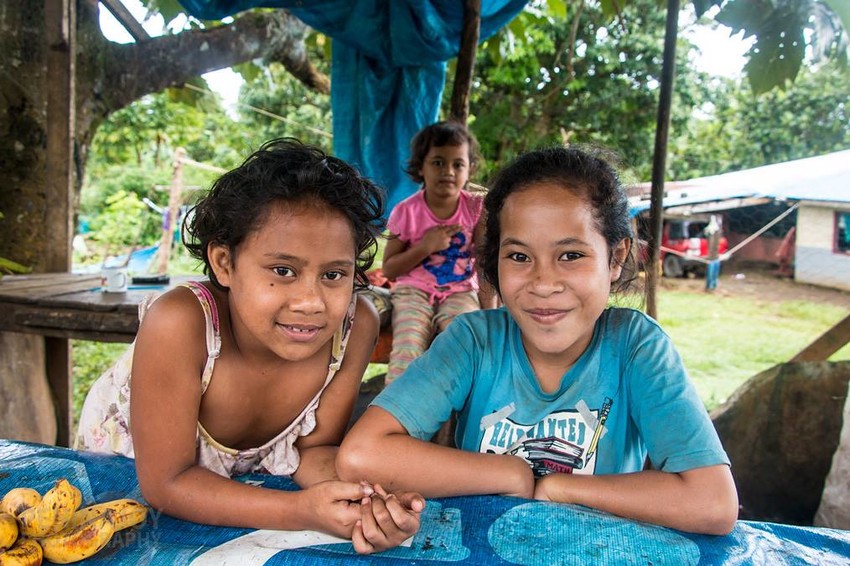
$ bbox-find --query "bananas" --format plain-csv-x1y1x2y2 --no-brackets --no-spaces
1,480,147,564
17,480,81,539
0,490,41,519
38,511,115,565
0,538,42,566
67,499,146,532
0,514,18,551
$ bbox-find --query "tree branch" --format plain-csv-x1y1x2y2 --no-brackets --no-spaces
99,10,328,114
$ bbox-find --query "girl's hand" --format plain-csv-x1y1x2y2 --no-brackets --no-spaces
351,483,425,554
421,224,461,254
297,480,373,538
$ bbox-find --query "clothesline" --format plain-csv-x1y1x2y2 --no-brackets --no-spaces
182,83,333,139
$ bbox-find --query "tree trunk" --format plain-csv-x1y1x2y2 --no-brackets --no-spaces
0,0,327,271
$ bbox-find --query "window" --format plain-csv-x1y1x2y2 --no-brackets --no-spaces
837,211,850,255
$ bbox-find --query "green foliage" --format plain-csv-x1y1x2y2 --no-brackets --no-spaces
717,0,806,94
86,190,158,253
238,59,333,153
71,341,128,432
668,63,850,178
461,0,711,181
90,91,240,169
0,212,29,274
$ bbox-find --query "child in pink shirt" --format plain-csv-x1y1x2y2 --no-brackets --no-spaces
382,122,493,383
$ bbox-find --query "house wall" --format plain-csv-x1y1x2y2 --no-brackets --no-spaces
726,233,783,263
795,202,850,291
724,202,797,264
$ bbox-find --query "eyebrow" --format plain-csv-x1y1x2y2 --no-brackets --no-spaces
500,236,589,247
263,253,355,268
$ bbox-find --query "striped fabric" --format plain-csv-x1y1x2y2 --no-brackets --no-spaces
386,286,479,383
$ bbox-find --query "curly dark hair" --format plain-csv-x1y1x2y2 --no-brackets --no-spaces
479,145,639,295
183,138,385,290
404,121,482,184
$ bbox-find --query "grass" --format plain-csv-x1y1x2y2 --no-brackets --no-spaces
69,272,850,427
657,291,850,410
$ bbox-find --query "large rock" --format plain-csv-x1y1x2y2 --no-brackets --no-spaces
0,332,57,443
815,389,850,529
710,361,850,525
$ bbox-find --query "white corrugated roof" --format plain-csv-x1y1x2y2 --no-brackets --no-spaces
629,149,850,214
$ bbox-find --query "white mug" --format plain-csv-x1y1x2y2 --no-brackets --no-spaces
101,266,128,293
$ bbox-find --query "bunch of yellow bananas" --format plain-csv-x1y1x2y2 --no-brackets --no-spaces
0,479,147,565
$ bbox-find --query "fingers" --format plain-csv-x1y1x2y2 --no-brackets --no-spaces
356,487,422,553
351,520,376,555
380,493,422,534
359,494,384,540
374,483,425,513
325,480,373,503
396,491,426,513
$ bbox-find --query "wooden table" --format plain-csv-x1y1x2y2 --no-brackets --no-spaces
0,273,184,446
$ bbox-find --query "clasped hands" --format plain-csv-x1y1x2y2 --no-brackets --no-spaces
352,482,425,554
305,480,424,555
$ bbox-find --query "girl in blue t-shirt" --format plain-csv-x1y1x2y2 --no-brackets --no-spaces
339,146,738,535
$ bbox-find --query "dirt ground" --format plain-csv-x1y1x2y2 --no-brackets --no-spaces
655,261,850,309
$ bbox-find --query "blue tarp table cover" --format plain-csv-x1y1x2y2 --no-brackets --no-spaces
1,440,849,565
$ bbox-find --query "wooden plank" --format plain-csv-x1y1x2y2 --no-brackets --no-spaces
791,313,850,362
0,273,97,292
1,303,140,339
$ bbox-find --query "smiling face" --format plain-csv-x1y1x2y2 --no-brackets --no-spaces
497,182,629,376
209,199,356,363
419,142,471,205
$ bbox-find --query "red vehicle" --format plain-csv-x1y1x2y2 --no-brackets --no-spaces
660,216,728,278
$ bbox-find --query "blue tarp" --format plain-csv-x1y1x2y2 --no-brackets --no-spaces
176,0,528,214
2,440,849,565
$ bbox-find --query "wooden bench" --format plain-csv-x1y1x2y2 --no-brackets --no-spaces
369,324,393,364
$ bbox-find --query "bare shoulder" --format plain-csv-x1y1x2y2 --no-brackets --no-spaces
351,293,380,342
135,285,212,363
141,285,207,331
131,285,216,402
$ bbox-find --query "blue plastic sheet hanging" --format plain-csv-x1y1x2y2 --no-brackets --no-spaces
176,0,529,215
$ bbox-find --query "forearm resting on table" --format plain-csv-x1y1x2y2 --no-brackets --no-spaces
138,465,311,531
338,432,533,499
535,465,738,535
292,445,341,487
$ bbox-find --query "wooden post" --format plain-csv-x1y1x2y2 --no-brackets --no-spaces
43,0,76,446
705,215,721,291
155,147,186,275
791,313,850,362
645,0,679,319
449,0,481,124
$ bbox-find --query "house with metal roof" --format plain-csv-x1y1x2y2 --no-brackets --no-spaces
629,149,850,291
